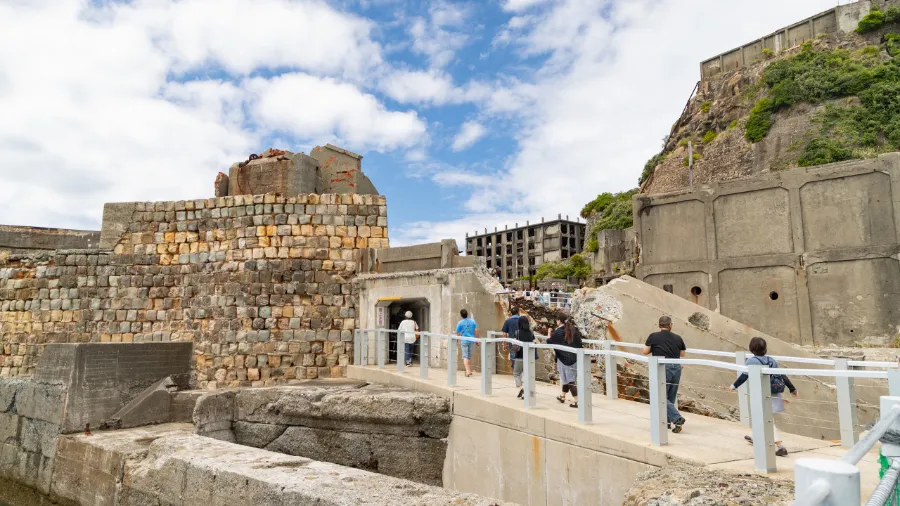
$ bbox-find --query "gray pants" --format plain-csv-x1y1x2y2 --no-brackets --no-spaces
665,364,683,424
513,359,523,388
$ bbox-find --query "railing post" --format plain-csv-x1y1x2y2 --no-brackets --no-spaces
577,348,592,424
419,333,429,380
748,364,776,473
447,336,458,387
523,341,536,408
396,331,405,373
890,369,900,397
835,358,859,448
353,329,361,366
648,356,667,446
735,351,750,428
377,330,385,369
604,342,617,399
793,459,860,506
481,338,494,396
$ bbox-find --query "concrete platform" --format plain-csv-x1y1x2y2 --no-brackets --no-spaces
349,365,882,504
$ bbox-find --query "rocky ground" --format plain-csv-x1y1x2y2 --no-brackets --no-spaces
623,464,793,506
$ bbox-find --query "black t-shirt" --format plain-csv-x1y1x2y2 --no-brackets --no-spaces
644,330,686,359
547,326,583,366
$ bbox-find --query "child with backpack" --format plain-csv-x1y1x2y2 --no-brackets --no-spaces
728,337,798,457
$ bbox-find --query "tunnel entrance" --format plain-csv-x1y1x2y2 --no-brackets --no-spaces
380,298,431,365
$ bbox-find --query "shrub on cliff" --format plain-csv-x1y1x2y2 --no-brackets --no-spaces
857,8,885,33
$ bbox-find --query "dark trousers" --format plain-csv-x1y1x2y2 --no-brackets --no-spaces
665,364,683,424
404,343,414,365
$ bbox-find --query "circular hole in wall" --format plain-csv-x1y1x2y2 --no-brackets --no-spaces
690,286,702,296
769,291,779,301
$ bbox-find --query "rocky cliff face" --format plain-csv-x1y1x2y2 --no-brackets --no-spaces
623,464,794,506
641,25,894,195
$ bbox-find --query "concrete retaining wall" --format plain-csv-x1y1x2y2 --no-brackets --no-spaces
635,153,900,347
0,225,99,255
700,1,872,79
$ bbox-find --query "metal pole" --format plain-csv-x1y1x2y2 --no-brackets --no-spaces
377,330,385,369
353,329,361,366
736,351,751,428
361,329,369,366
577,348,592,424
397,331,405,373
889,369,900,397
481,339,493,396
846,399,900,463
793,459,860,506
448,336,458,387
688,141,694,190
748,364,776,473
604,341,617,399
419,334,429,380
648,356,667,446
835,358,859,448
523,341,536,408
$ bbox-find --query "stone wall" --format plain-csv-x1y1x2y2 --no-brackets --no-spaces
0,226,100,255
0,193,388,386
636,153,900,347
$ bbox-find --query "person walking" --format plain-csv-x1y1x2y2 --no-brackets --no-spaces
642,315,687,433
455,309,479,377
501,307,520,361
397,311,419,367
513,315,537,398
547,319,583,408
729,337,798,457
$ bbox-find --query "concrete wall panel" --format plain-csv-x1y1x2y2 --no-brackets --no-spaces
713,188,792,258
644,271,711,309
801,172,896,251
719,267,802,344
640,200,707,265
808,259,900,346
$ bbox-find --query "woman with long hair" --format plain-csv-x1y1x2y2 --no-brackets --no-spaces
547,319,584,408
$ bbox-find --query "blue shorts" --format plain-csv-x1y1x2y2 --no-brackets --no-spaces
461,341,475,359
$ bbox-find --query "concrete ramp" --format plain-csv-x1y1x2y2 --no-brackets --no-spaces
590,276,882,440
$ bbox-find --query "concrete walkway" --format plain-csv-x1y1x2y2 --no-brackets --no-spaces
349,365,882,503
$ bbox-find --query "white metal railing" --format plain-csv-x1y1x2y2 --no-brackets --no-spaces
354,328,900,504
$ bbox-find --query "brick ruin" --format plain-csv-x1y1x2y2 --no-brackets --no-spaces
0,192,388,387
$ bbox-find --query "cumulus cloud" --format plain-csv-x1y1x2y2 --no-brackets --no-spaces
0,0,423,230
409,1,472,68
451,121,487,151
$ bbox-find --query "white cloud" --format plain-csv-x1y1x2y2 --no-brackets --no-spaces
451,122,487,151
249,73,427,151
381,69,459,104
409,1,472,68
0,0,422,230
502,0,551,12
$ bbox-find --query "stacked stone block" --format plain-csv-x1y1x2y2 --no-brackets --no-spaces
0,193,388,387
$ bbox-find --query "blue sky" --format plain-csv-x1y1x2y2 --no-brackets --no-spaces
0,0,841,247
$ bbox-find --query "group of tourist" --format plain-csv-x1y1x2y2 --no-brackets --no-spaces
404,307,799,457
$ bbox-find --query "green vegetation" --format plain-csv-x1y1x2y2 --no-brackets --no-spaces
682,153,702,166
702,130,717,143
762,48,775,58
700,101,712,113
887,33,900,56
580,189,638,253
743,40,900,163
857,8,885,33
639,153,665,185
728,119,739,130
535,254,592,281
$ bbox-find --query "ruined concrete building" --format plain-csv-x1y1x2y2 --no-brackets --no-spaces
465,216,586,284
214,144,378,198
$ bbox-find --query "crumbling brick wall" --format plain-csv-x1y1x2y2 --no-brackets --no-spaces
0,193,388,387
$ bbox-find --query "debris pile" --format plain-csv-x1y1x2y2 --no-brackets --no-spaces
623,463,793,506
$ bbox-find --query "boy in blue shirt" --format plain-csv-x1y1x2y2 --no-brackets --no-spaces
455,309,479,377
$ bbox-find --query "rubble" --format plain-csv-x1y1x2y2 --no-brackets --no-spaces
622,463,793,506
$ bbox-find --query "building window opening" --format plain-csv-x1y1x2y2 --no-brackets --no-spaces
769,291,779,301
690,286,702,296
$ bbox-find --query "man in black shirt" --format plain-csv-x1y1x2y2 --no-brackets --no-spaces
642,315,687,433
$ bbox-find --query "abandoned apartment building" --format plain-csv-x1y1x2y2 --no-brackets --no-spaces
465,216,585,284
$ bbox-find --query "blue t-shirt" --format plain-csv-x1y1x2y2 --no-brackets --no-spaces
456,318,478,338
